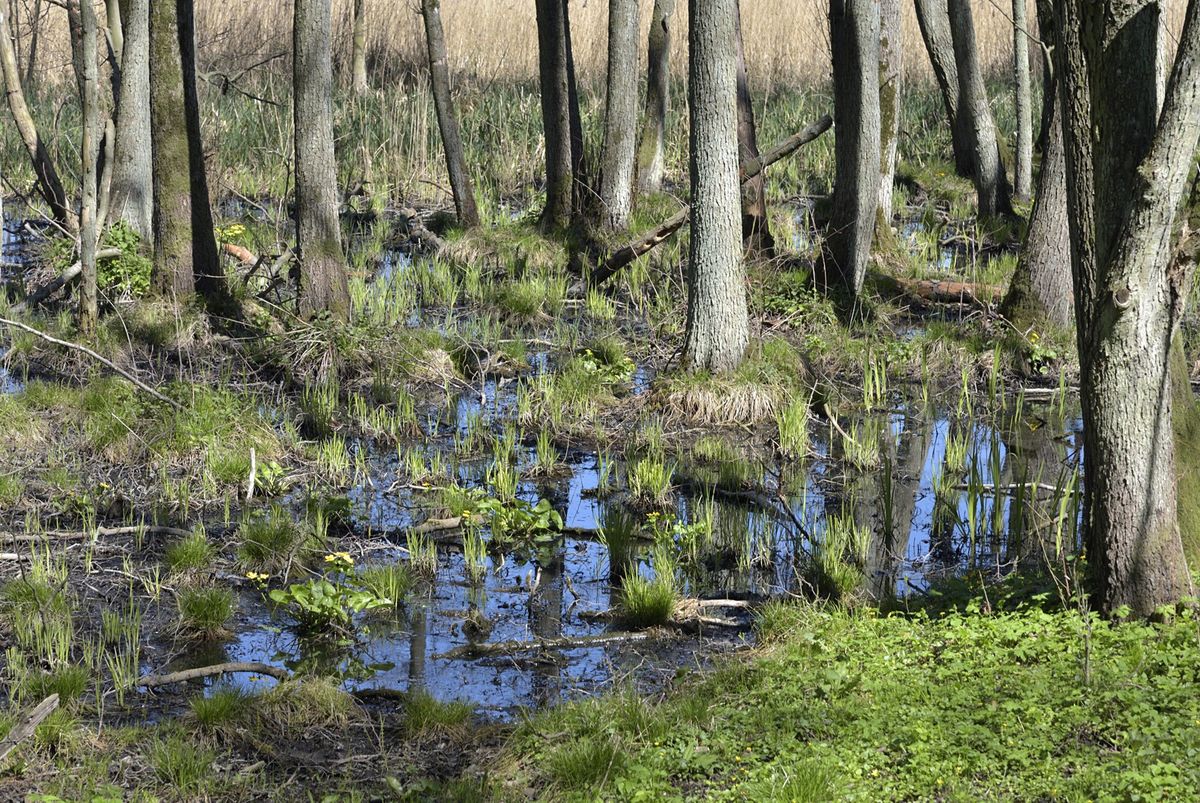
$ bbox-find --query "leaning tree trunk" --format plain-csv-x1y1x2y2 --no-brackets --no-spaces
734,0,773,257
597,0,639,231
79,0,99,334
351,0,368,95
913,0,972,177
1012,0,1032,200
535,0,574,230
0,6,75,231
684,0,748,373
294,0,350,320
636,0,674,195
827,0,881,301
948,0,1013,218
877,0,901,227
1056,0,1200,615
108,0,153,244
420,0,479,228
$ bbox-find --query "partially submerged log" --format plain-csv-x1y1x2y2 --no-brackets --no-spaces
137,662,289,688
882,276,1003,307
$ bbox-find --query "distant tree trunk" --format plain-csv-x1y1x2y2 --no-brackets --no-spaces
351,0,368,95
420,0,479,228
598,0,639,231
636,0,674,195
563,2,587,225
684,0,748,373
1055,0,1200,615
109,0,153,244
294,0,350,319
105,0,123,87
734,1,773,257
948,0,1013,218
0,7,75,231
827,0,881,301
1012,0,1032,199
535,0,574,230
913,0,972,177
23,0,39,87
877,0,901,226
79,0,99,333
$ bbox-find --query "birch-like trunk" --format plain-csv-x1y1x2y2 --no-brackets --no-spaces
109,0,153,244
598,0,639,230
79,0,99,333
351,0,368,95
684,0,748,373
294,0,350,319
636,0,674,195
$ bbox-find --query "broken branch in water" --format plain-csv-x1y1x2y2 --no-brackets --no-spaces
588,114,833,286
136,662,290,688
0,317,183,409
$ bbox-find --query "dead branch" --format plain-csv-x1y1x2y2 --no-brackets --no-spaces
0,525,194,542
0,694,59,762
13,247,122,312
136,662,290,688
434,631,650,660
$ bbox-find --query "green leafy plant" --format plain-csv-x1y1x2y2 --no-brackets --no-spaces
268,552,391,641
98,221,153,298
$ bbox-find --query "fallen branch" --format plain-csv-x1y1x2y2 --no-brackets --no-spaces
588,113,833,286
0,524,193,542
12,247,121,312
399,207,447,252
882,276,1003,307
0,695,59,763
222,242,257,265
434,631,650,660
136,662,289,688
0,317,183,409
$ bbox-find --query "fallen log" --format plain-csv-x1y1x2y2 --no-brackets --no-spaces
136,662,290,688
434,631,650,660
0,695,59,762
12,247,122,312
0,524,194,542
222,242,257,264
883,276,1003,307
588,113,833,286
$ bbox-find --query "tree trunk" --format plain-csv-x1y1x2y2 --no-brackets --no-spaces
684,0,748,373
294,0,350,319
636,0,674,195
0,7,75,231
23,0,39,87
108,0,152,244
563,1,587,226
598,0,640,231
877,0,901,226
535,0,574,230
734,0,773,257
420,0,480,229
1012,0,1032,200
913,0,972,177
948,0,1013,218
79,0,99,334
826,0,881,301
351,0,368,95
1055,0,1200,615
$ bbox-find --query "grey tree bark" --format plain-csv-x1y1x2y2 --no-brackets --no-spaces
1055,0,1200,615
108,0,153,244
684,0,748,373
535,0,574,230
351,0,368,95
734,0,773,256
0,6,75,231
827,0,881,301
598,0,639,231
79,0,99,333
420,0,480,228
636,0,674,195
1012,0,1033,199
294,0,350,320
877,0,901,225
947,0,1013,218
913,0,971,177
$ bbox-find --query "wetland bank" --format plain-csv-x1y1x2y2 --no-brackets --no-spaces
1,0,1199,800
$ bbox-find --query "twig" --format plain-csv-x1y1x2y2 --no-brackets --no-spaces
0,317,183,409
136,662,289,688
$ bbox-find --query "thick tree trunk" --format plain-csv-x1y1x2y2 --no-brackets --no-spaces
108,0,152,244
351,0,368,95
948,0,1013,218
877,0,901,226
535,0,574,230
294,0,350,319
1055,0,1200,615
420,0,479,229
913,0,972,177
827,0,881,300
0,7,75,231
79,0,99,333
734,1,773,257
636,0,674,195
684,0,748,373
598,0,639,231
1012,0,1033,200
